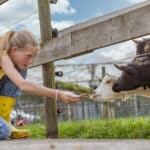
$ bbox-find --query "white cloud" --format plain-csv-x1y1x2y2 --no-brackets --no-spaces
0,0,76,26
16,14,40,39
0,0,76,37
100,41,136,62
0,25,9,35
0,0,37,36
52,20,75,30
127,0,146,4
51,0,76,15
0,0,36,25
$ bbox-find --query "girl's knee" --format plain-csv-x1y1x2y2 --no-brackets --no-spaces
0,118,11,140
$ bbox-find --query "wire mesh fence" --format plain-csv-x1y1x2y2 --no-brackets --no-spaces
11,94,150,126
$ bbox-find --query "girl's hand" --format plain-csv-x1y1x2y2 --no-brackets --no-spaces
58,91,82,103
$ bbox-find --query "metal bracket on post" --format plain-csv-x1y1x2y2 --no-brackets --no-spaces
55,71,63,77
49,0,58,4
49,0,59,38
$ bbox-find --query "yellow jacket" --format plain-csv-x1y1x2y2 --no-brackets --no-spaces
0,50,7,79
0,69,5,80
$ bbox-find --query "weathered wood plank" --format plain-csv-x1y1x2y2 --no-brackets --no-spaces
32,1,150,67
1,139,150,150
37,0,58,138
0,0,8,5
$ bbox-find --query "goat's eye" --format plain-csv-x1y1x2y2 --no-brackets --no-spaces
105,80,111,84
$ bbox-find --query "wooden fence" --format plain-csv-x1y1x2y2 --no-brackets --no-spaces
35,0,150,138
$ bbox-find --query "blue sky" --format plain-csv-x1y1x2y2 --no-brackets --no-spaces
53,0,130,20
51,0,146,27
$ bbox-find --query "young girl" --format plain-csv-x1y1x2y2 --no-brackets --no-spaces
0,30,82,140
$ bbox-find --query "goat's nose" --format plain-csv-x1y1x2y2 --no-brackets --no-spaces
112,84,116,91
112,84,120,92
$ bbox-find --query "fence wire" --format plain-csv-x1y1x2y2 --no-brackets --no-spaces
12,95,150,126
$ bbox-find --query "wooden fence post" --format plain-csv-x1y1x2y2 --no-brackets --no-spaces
101,66,109,119
37,0,58,138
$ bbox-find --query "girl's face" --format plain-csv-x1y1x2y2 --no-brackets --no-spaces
10,46,37,70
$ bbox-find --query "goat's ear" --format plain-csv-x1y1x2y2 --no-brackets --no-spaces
114,64,135,75
106,73,117,80
142,38,149,41
95,75,102,82
114,64,127,72
106,72,112,77
132,39,142,44
114,64,121,70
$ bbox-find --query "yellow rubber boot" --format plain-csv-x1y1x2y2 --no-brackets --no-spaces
0,96,31,139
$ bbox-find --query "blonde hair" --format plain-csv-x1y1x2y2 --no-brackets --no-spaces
0,30,37,52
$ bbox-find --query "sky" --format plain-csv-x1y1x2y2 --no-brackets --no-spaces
0,0,147,61
0,0,148,85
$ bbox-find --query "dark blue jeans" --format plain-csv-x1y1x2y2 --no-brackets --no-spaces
0,118,11,140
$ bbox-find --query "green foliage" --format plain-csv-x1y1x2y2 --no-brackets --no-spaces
21,117,150,139
55,80,92,94
59,117,150,139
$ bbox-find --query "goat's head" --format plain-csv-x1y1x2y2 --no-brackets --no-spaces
133,38,150,55
93,73,119,101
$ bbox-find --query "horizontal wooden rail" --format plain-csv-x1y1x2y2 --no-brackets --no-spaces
0,0,8,5
31,1,150,67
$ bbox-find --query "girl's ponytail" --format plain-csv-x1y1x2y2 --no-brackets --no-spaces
0,31,15,51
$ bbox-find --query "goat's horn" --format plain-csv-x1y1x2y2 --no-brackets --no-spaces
114,64,136,75
114,64,121,70
132,39,142,44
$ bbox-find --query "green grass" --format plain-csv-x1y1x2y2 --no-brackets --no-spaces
19,117,150,139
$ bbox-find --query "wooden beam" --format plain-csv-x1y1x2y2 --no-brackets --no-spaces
32,1,150,67
37,0,58,138
0,0,8,5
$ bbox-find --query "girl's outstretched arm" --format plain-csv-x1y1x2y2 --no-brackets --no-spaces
0,53,82,103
